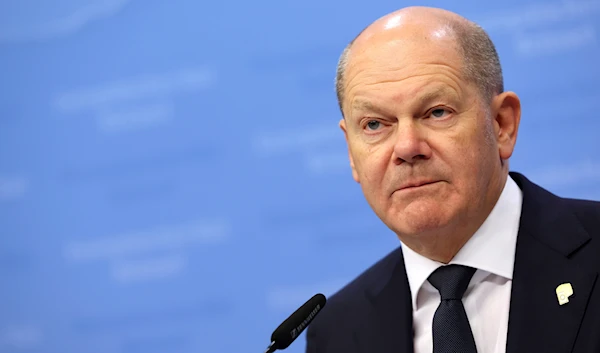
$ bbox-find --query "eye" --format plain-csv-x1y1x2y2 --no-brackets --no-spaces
366,120,381,130
430,108,451,119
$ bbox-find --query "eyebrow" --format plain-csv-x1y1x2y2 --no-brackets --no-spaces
350,87,459,115
350,98,397,118
351,99,385,114
416,87,459,106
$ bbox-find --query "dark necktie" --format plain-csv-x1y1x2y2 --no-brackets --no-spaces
428,264,478,353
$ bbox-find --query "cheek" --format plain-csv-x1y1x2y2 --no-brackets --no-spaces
448,127,497,191
434,127,490,186
353,146,390,190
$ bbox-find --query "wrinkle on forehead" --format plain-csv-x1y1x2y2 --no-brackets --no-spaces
343,61,468,117
344,60,465,99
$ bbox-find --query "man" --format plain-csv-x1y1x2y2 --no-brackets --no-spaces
305,6,600,353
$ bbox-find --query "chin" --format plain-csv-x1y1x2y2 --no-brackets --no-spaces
386,200,454,236
392,218,448,236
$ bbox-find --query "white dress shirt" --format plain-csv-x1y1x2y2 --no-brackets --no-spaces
401,176,523,353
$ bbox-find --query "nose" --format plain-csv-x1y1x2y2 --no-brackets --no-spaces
392,121,432,165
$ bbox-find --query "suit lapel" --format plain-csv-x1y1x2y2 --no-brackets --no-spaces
506,173,599,353
506,229,597,353
354,247,414,353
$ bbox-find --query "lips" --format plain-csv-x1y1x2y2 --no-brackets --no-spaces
398,180,439,190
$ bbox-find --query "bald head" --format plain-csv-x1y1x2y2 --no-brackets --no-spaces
335,7,503,114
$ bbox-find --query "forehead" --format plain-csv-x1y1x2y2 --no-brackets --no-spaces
343,36,467,110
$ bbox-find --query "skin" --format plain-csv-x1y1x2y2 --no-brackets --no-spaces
339,7,522,263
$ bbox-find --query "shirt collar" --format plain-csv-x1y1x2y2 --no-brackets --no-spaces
401,175,523,309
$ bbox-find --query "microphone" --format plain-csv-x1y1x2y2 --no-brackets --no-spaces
264,293,327,353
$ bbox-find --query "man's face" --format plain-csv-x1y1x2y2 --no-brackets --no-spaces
340,33,503,240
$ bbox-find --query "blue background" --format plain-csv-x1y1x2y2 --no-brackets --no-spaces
1,0,599,352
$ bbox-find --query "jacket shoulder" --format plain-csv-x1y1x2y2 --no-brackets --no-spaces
563,197,600,233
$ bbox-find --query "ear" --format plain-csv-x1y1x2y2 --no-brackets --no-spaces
339,118,360,183
492,92,521,161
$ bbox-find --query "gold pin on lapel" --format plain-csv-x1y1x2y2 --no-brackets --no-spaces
556,283,573,305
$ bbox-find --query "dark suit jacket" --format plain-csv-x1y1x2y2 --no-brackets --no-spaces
306,172,600,353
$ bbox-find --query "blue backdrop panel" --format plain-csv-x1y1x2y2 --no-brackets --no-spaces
0,0,599,352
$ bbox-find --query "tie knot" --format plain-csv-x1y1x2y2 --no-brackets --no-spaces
428,264,476,300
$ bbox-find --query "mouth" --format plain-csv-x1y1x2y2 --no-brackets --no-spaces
397,180,440,191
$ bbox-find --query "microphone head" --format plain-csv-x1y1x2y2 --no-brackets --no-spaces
270,293,326,350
